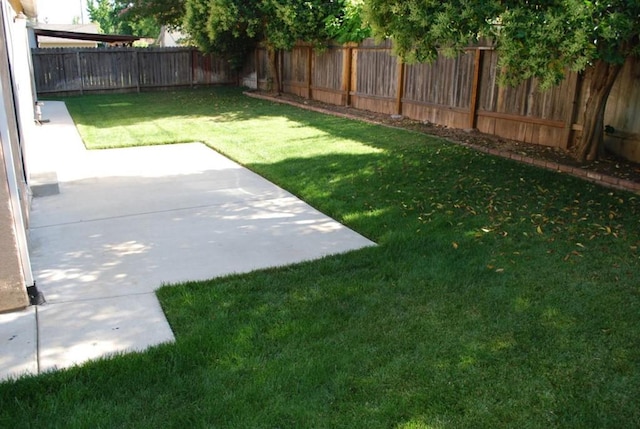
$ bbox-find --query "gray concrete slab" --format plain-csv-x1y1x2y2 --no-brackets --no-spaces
28,143,290,228
31,195,371,302
0,100,375,379
0,307,37,381
38,295,173,372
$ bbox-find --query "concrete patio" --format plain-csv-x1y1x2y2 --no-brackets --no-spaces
0,101,374,381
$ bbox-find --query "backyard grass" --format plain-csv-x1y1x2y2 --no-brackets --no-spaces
1,86,639,428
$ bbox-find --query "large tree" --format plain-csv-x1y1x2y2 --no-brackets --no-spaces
365,0,640,162
183,0,363,92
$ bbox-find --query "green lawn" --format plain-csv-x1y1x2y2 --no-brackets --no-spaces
2,87,639,428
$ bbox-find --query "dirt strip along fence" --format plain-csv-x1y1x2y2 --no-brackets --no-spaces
245,39,640,161
32,47,237,96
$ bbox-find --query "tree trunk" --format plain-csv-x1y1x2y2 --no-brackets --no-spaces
266,46,281,95
574,59,623,162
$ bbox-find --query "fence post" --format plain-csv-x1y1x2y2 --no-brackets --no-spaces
468,48,482,129
306,46,312,99
278,49,283,93
191,49,196,87
395,58,405,115
342,44,353,106
133,49,140,93
562,72,581,150
75,50,83,95
254,48,260,90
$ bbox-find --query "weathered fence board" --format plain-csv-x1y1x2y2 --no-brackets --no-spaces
472,49,580,147
193,51,234,85
355,46,398,98
138,49,191,87
32,47,237,95
80,50,137,91
32,50,82,92
313,47,343,91
349,42,399,115
282,46,310,97
405,53,474,110
311,46,345,105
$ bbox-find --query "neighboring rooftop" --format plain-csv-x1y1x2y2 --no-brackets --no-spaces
32,23,140,47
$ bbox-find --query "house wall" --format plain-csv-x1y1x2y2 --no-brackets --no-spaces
4,5,35,219
156,26,185,47
37,39,97,48
0,133,27,312
0,0,35,312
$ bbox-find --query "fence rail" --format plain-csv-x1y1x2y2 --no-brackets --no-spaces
32,47,237,95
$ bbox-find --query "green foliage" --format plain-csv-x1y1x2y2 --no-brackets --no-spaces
182,0,371,66
121,0,371,69
87,0,118,34
87,0,161,38
122,0,186,29
364,0,501,62
182,0,255,69
497,0,640,88
325,0,371,44
365,0,640,89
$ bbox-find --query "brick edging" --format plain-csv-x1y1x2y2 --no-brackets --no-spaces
244,91,640,195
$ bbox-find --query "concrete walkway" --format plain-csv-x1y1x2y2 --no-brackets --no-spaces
0,101,374,381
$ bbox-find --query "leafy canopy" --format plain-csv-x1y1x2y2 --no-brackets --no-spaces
87,0,161,37
186,0,354,49
182,0,370,68
110,0,370,57
365,0,640,88
324,0,371,44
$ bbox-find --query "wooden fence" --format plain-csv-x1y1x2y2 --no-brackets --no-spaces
31,42,640,160
248,39,640,159
32,47,237,95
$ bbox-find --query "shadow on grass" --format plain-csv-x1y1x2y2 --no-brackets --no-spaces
59,86,270,129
